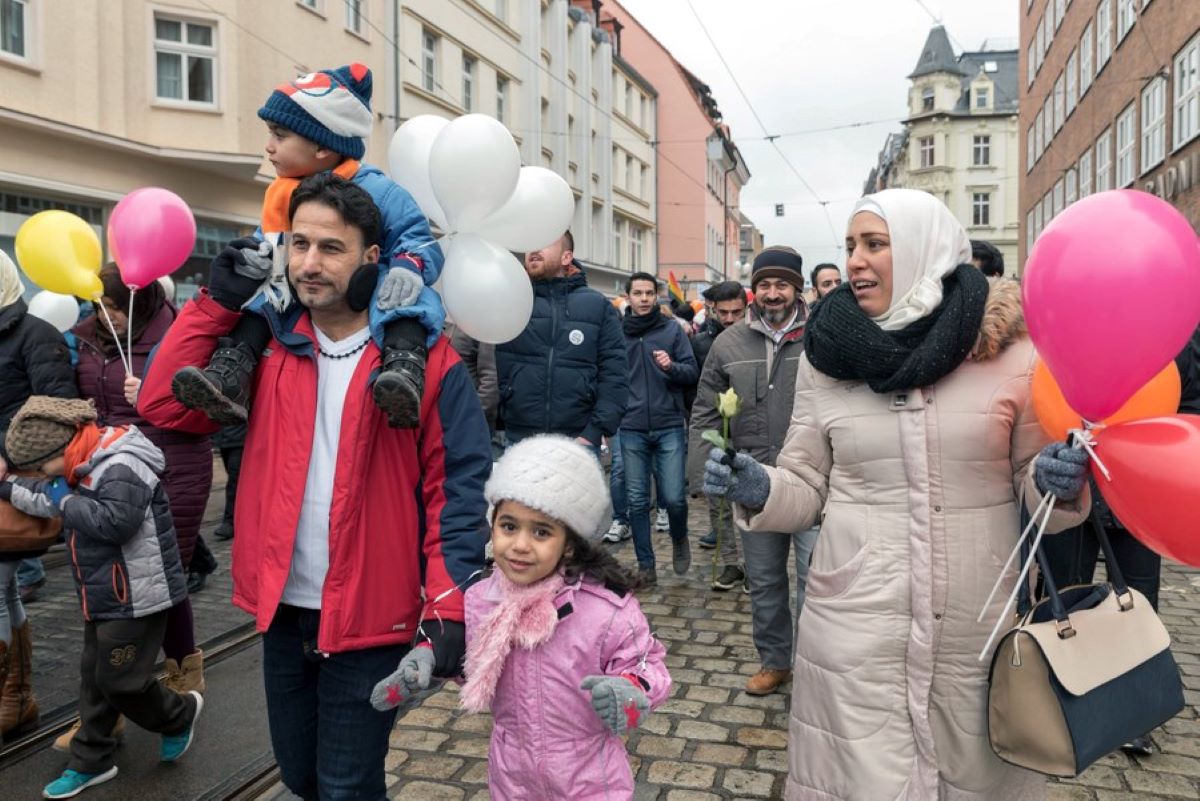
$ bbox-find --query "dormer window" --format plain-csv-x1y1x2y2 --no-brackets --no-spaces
975,87,990,108
921,87,935,112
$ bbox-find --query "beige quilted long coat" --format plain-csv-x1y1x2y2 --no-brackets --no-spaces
736,281,1091,801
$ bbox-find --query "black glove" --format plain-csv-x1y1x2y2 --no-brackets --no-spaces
422,619,466,679
209,237,273,311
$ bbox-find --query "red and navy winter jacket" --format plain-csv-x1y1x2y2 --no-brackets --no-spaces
137,291,491,653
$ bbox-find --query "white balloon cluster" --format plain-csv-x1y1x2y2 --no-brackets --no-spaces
388,114,576,344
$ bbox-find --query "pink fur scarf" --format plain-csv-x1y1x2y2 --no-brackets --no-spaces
460,571,566,713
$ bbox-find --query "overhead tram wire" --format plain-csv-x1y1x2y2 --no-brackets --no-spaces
682,0,843,251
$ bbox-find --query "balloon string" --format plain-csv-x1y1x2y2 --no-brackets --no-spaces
411,233,450,253
976,491,1052,624
127,289,136,379
1069,425,1111,481
96,301,131,376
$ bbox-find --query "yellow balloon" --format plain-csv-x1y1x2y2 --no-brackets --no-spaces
14,210,103,300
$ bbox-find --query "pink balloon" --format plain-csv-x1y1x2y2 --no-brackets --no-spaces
107,188,197,289
1023,190,1200,422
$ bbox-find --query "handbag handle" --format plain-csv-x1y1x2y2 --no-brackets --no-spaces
1088,508,1134,609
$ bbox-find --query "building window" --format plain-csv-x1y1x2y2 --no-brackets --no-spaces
975,88,989,109
1053,178,1065,216
1036,17,1045,72
1034,201,1044,239
1096,0,1113,69
630,226,644,270
1066,167,1078,205
1095,127,1113,191
1079,149,1093,196
1027,210,1036,252
1116,103,1136,186
919,136,934,167
461,55,475,112
625,154,634,192
921,87,934,112
1054,73,1065,133
154,15,216,105
1,0,26,58
1056,0,1067,28
1026,42,1036,88
624,82,633,118
1066,49,1078,115
496,75,509,123
639,95,647,128
493,0,508,22
1042,193,1053,227
1142,76,1166,171
345,0,365,35
1080,22,1094,95
972,193,991,226
1175,32,1200,150
1116,0,1136,43
421,30,438,93
297,0,319,9
1035,109,1045,157
973,135,991,166
1026,126,1036,171
612,218,624,269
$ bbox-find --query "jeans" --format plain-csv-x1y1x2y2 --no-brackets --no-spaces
742,526,818,669
622,427,688,569
219,446,243,526
16,557,44,587
263,605,407,801
1041,519,1162,611
0,560,25,646
609,431,628,526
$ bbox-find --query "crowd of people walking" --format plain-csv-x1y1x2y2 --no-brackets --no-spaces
0,58,1191,801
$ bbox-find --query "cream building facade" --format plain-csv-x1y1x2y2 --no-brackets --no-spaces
865,27,1021,271
0,0,656,299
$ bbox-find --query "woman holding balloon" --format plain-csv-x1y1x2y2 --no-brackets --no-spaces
703,188,1092,800
70,268,212,702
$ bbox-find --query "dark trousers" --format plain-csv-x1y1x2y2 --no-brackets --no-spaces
262,605,407,801
219,446,243,525
1041,520,1162,611
71,611,194,774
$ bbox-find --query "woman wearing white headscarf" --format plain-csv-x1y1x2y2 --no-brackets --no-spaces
0,250,77,739
705,190,1094,800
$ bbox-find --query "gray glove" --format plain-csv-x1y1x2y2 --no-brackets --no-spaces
1034,442,1090,501
376,267,423,311
703,447,771,511
369,645,435,710
580,675,650,735
232,240,274,281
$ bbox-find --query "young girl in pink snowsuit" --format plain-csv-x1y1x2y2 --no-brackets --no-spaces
373,434,670,800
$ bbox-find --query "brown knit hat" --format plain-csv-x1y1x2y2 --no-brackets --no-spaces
6,396,98,471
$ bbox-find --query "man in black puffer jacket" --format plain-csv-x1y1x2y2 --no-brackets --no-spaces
496,231,627,449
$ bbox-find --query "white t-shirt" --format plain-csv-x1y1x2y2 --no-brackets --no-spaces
281,324,371,609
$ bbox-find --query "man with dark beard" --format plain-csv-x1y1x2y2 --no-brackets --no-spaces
686,247,816,695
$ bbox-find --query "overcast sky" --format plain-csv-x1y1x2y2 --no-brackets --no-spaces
617,0,1019,275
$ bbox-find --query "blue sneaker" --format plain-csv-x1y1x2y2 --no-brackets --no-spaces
43,767,118,799
160,690,204,762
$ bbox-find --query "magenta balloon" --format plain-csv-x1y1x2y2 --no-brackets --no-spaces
107,188,197,289
1023,190,1200,422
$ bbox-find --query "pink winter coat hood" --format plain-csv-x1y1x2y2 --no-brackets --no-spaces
464,572,670,800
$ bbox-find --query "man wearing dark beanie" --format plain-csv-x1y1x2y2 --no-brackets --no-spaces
688,245,817,696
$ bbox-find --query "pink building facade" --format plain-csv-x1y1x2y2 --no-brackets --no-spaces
578,0,751,296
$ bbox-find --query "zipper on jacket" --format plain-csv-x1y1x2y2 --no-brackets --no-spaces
641,337,653,431
543,287,561,429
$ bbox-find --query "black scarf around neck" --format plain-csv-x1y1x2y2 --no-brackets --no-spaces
623,303,663,337
803,264,989,394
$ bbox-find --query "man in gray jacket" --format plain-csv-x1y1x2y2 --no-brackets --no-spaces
687,247,816,697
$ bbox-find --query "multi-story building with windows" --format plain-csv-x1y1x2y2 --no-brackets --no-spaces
865,27,1021,271
0,0,665,300
1020,0,1200,269
584,0,750,297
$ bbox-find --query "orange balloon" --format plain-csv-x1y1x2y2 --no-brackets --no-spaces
1032,359,1181,441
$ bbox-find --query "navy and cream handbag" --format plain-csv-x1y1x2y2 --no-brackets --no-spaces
987,516,1184,777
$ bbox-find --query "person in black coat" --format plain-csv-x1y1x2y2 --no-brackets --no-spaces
495,232,627,449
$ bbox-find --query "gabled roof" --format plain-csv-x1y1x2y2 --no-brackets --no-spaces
909,26,966,78
955,50,1019,113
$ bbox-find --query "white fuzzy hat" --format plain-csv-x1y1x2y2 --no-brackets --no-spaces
484,435,613,543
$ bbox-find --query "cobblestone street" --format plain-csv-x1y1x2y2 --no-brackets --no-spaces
379,500,1200,801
